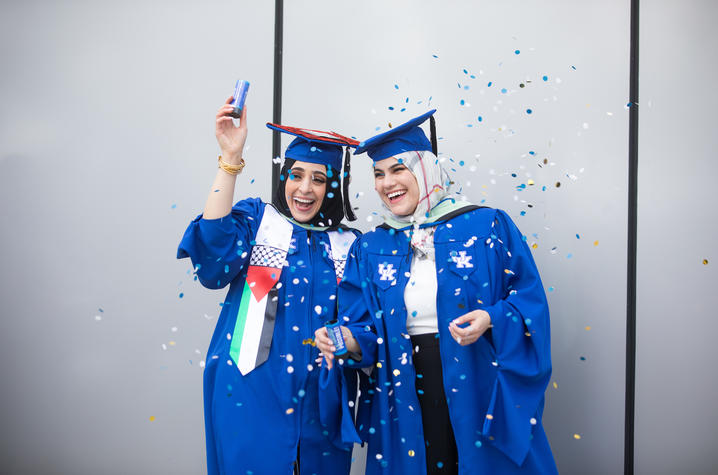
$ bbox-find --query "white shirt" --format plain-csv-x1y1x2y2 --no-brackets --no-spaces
404,242,439,336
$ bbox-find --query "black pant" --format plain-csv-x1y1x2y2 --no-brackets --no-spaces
412,333,459,475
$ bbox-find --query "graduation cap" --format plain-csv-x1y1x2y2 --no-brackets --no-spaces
266,122,360,221
354,109,438,161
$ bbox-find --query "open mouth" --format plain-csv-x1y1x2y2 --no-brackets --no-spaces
292,196,315,212
386,190,407,203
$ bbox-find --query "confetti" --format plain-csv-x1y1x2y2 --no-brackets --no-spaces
286,408,294,415
553,381,558,389
573,433,581,440
703,259,709,265
408,450,415,457
585,326,591,331
149,416,156,422
594,240,599,246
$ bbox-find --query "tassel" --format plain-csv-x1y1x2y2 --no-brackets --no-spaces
429,115,438,156
342,147,357,221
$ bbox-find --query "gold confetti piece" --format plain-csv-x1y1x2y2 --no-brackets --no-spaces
149,416,156,422
573,434,581,440
393,369,401,376
286,408,294,415
486,414,494,420
376,362,383,368
524,332,532,337
703,259,709,265
555,182,561,188
408,450,415,457
392,250,397,255
169,341,176,346
585,326,591,331
553,381,558,389
302,338,316,346
527,179,535,185
531,243,538,249
593,240,599,246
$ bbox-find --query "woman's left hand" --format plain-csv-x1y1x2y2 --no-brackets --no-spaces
448,310,492,346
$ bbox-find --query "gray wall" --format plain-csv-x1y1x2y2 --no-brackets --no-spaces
0,1,714,474
635,1,718,474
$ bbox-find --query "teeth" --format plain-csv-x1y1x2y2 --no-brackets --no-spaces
294,197,313,204
387,190,406,199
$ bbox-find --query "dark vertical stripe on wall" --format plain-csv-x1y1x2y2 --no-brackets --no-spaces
625,0,639,474
271,0,284,204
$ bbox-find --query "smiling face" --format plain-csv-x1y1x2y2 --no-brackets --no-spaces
373,157,420,217
284,160,327,222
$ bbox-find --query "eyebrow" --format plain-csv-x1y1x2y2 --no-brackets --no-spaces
291,167,327,178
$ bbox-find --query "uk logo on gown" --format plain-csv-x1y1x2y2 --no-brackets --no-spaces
451,251,474,268
378,263,397,281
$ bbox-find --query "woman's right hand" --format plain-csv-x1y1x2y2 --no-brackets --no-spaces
314,327,337,370
215,95,248,164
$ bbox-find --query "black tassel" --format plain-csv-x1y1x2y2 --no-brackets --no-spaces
342,147,357,221
430,115,438,156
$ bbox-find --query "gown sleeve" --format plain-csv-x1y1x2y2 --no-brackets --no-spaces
176,198,264,290
480,209,552,465
338,238,378,368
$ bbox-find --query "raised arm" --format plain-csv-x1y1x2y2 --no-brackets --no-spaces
203,97,248,219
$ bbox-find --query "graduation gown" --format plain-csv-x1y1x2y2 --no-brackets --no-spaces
178,198,360,475
339,206,558,474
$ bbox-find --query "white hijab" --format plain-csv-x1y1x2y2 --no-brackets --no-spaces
381,150,452,257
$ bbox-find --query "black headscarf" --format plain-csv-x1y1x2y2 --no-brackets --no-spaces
273,157,353,229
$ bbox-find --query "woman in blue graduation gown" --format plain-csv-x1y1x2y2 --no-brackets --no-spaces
316,110,557,474
177,98,364,475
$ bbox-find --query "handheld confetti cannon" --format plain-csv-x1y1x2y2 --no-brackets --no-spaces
229,79,250,118
325,320,348,358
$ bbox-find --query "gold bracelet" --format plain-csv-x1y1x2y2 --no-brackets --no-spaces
218,155,245,175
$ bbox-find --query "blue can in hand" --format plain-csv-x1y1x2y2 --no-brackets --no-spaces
229,79,250,118
325,320,348,358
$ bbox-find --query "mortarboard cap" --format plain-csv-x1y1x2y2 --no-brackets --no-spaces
266,123,359,171
354,109,437,161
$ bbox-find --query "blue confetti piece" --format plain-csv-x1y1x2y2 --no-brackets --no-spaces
571,65,577,70
576,234,580,239
171,203,176,209
432,54,438,58
388,106,394,110
459,160,464,166
520,211,526,216
394,84,399,89
375,126,381,131
400,108,406,112
580,356,586,361
514,49,520,55
250,179,255,184
475,440,482,448
179,292,184,298
542,75,548,81
478,116,483,122
487,81,493,87
327,192,334,198
470,74,476,79
463,68,468,74
224,265,229,273
464,85,470,90
501,88,508,94
548,286,555,292
460,99,465,105
567,253,573,259
526,109,533,114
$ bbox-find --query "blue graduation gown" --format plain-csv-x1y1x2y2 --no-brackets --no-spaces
178,198,360,475
339,206,558,474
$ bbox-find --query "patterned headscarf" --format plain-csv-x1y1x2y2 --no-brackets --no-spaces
384,150,451,226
